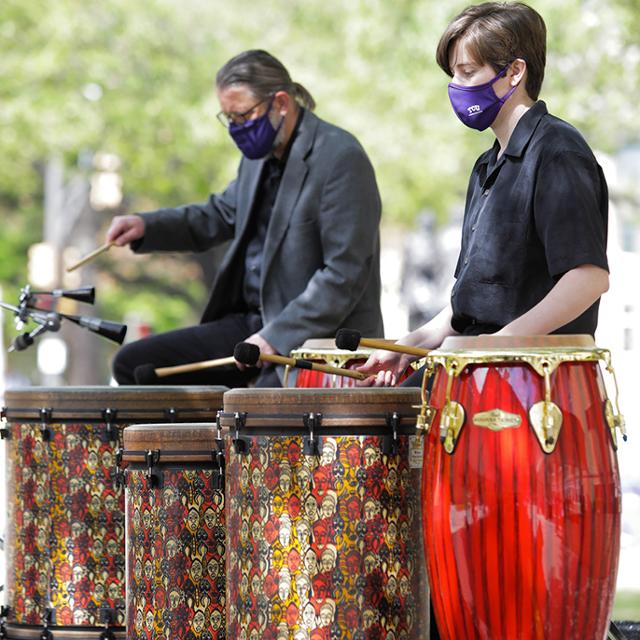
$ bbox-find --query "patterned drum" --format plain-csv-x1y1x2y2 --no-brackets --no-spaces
284,340,373,388
120,421,226,640
418,335,624,640
221,388,430,640
0,386,224,640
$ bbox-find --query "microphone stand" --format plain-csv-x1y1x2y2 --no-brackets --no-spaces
0,301,62,352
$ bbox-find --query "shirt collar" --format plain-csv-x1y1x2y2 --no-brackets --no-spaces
502,100,548,158
476,100,547,185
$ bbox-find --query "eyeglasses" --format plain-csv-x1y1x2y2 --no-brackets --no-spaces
216,97,271,128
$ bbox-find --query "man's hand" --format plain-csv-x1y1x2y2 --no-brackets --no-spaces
106,215,146,247
235,333,278,370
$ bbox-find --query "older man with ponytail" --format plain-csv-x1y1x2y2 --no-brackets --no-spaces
107,50,383,387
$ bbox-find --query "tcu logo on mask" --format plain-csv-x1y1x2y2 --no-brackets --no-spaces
467,104,481,115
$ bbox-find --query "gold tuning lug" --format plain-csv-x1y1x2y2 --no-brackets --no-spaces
415,404,436,433
440,359,465,454
528,359,563,453
602,352,627,447
441,400,465,454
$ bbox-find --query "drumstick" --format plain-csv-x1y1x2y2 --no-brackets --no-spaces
134,357,237,384
335,328,428,358
234,342,367,380
66,241,116,272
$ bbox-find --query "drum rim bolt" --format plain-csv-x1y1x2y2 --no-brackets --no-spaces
303,411,323,456
417,360,436,433
603,351,627,444
441,361,466,454
529,360,563,453
0,407,7,440
39,407,52,441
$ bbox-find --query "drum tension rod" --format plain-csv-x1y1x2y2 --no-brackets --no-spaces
212,445,226,491
0,407,7,440
233,412,248,454
102,408,118,442
39,607,55,640
114,448,127,489
383,412,400,456
99,606,117,634
303,412,323,456
145,449,162,488
39,407,52,441
165,407,178,423
214,411,226,488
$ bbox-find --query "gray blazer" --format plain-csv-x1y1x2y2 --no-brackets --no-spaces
134,109,384,355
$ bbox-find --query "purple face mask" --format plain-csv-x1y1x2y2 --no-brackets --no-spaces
448,65,517,131
228,100,284,159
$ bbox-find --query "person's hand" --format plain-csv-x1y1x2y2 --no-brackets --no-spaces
235,333,278,370
355,350,412,387
106,215,145,246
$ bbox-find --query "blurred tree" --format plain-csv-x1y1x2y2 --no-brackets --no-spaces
1,0,638,380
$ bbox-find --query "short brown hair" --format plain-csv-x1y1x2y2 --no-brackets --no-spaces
436,2,546,100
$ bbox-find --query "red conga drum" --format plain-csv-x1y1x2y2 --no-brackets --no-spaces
284,340,374,388
119,416,227,640
1,386,223,640
286,339,414,388
220,388,430,639
419,336,623,640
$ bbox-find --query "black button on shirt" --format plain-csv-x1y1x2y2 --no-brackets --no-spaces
450,101,609,336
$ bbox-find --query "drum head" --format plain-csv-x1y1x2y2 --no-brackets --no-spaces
2,385,227,421
121,422,221,463
221,387,421,429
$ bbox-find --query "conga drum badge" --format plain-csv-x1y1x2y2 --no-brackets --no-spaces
119,420,227,640
1,386,224,640
221,388,430,640
417,335,625,640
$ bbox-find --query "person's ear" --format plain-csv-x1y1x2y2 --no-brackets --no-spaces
273,90,290,115
509,58,527,86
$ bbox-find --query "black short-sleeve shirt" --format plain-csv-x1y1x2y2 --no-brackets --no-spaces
450,100,609,336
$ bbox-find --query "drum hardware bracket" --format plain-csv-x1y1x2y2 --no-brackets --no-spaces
114,448,127,488
212,442,226,491
528,360,563,453
164,407,178,422
440,361,465,454
603,353,627,447
383,412,400,455
415,404,436,434
416,360,436,433
99,606,117,626
39,607,55,640
604,399,627,449
303,412,323,456
441,401,465,454
233,412,248,454
39,407,52,441
115,467,128,488
145,449,162,488
102,408,118,442
0,406,8,440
